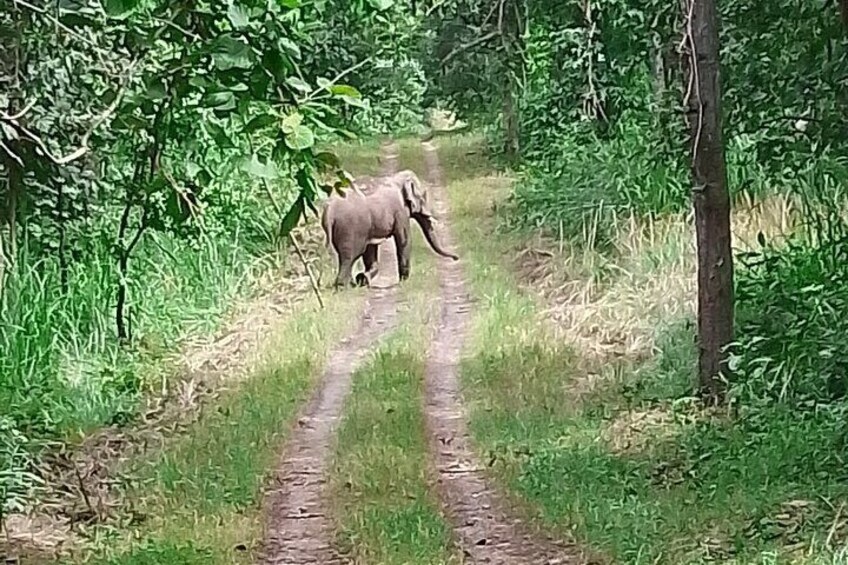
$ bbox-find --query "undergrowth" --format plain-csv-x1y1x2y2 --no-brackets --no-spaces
440,135,848,563
65,290,364,565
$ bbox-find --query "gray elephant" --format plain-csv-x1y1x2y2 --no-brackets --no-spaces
321,169,459,288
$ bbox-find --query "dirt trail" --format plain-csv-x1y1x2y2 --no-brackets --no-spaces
421,141,585,565
260,143,401,564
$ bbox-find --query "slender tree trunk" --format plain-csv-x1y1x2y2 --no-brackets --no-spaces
681,0,734,404
500,0,523,163
841,0,848,29
502,83,519,162
0,220,5,298
56,181,69,293
6,159,21,259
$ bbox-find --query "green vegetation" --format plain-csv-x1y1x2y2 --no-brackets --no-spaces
68,293,364,564
329,337,458,565
1,0,429,520
4,0,848,561
440,137,848,563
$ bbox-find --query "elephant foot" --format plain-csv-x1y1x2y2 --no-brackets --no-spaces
355,273,370,287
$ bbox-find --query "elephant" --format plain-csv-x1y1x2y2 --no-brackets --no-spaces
321,169,459,289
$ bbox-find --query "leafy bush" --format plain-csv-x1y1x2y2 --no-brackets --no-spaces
730,206,848,407
0,416,41,516
350,57,428,136
506,113,688,246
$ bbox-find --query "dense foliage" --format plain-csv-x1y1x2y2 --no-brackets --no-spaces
0,0,430,514
4,0,848,545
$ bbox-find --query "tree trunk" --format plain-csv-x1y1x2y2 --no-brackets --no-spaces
5,158,21,259
56,180,69,293
841,0,848,28
681,0,734,405
500,0,523,163
502,83,519,162
0,221,5,299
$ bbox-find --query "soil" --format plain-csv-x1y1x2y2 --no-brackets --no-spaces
420,141,591,565
259,143,401,564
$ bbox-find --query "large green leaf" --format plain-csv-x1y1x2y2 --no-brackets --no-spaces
212,37,255,71
281,112,303,134
280,195,304,236
286,76,311,94
338,94,368,109
227,4,252,29
101,0,139,18
284,124,315,150
279,37,302,59
329,84,361,98
202,91,237,110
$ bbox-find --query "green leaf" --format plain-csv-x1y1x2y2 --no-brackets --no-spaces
212,37,254,71
286,76,311,93
102,0,139,18
1,122,19,141
243,114,278,133
241,154,280,180
280,195,304,236
330,84,361,98
146,79,167,101
284,124,315,150
281,112,303,134
227,4,252,29
315,151,341,168
367,0,394,10
279,37,302,59
202,91,236,110
339,94,368,109
279,0,300,7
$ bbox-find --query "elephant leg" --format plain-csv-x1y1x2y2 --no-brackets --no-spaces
357,244,380,286
335,253,355,289
394,231,411,281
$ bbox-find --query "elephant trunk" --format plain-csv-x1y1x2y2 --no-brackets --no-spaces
413,214,459,261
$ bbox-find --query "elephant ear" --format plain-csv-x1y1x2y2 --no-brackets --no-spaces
401,176,424,214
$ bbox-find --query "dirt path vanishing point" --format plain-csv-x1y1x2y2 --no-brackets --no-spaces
261,143,401,564
421,141,587,565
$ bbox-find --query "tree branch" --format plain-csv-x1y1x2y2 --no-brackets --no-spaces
441,30,500,66
0,59,139,166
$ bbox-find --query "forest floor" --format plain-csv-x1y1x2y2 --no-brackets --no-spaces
9,136,848,565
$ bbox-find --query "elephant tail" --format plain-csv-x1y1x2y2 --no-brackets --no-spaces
321,208,333,250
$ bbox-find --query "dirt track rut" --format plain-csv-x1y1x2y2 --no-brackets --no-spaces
421,141,585,565
260,143,400,565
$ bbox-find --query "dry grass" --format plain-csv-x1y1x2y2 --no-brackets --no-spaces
4,218,341,561
515,193,799,375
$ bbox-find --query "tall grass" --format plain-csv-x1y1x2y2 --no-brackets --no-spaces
0,232,269,442
433,130,848,562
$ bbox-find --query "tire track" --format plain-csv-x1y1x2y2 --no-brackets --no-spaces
421,141,586,565
260,143,401,564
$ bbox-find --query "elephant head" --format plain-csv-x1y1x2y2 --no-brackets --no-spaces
395,171,459,261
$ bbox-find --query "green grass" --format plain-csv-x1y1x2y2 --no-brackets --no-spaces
65,257,367,565
0,231,279,441
333,138,387,176
436,135,848,564
329,338,458,565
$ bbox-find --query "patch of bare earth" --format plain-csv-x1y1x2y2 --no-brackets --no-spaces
260,142,401,564
421,141,589,565
2,229,326,561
